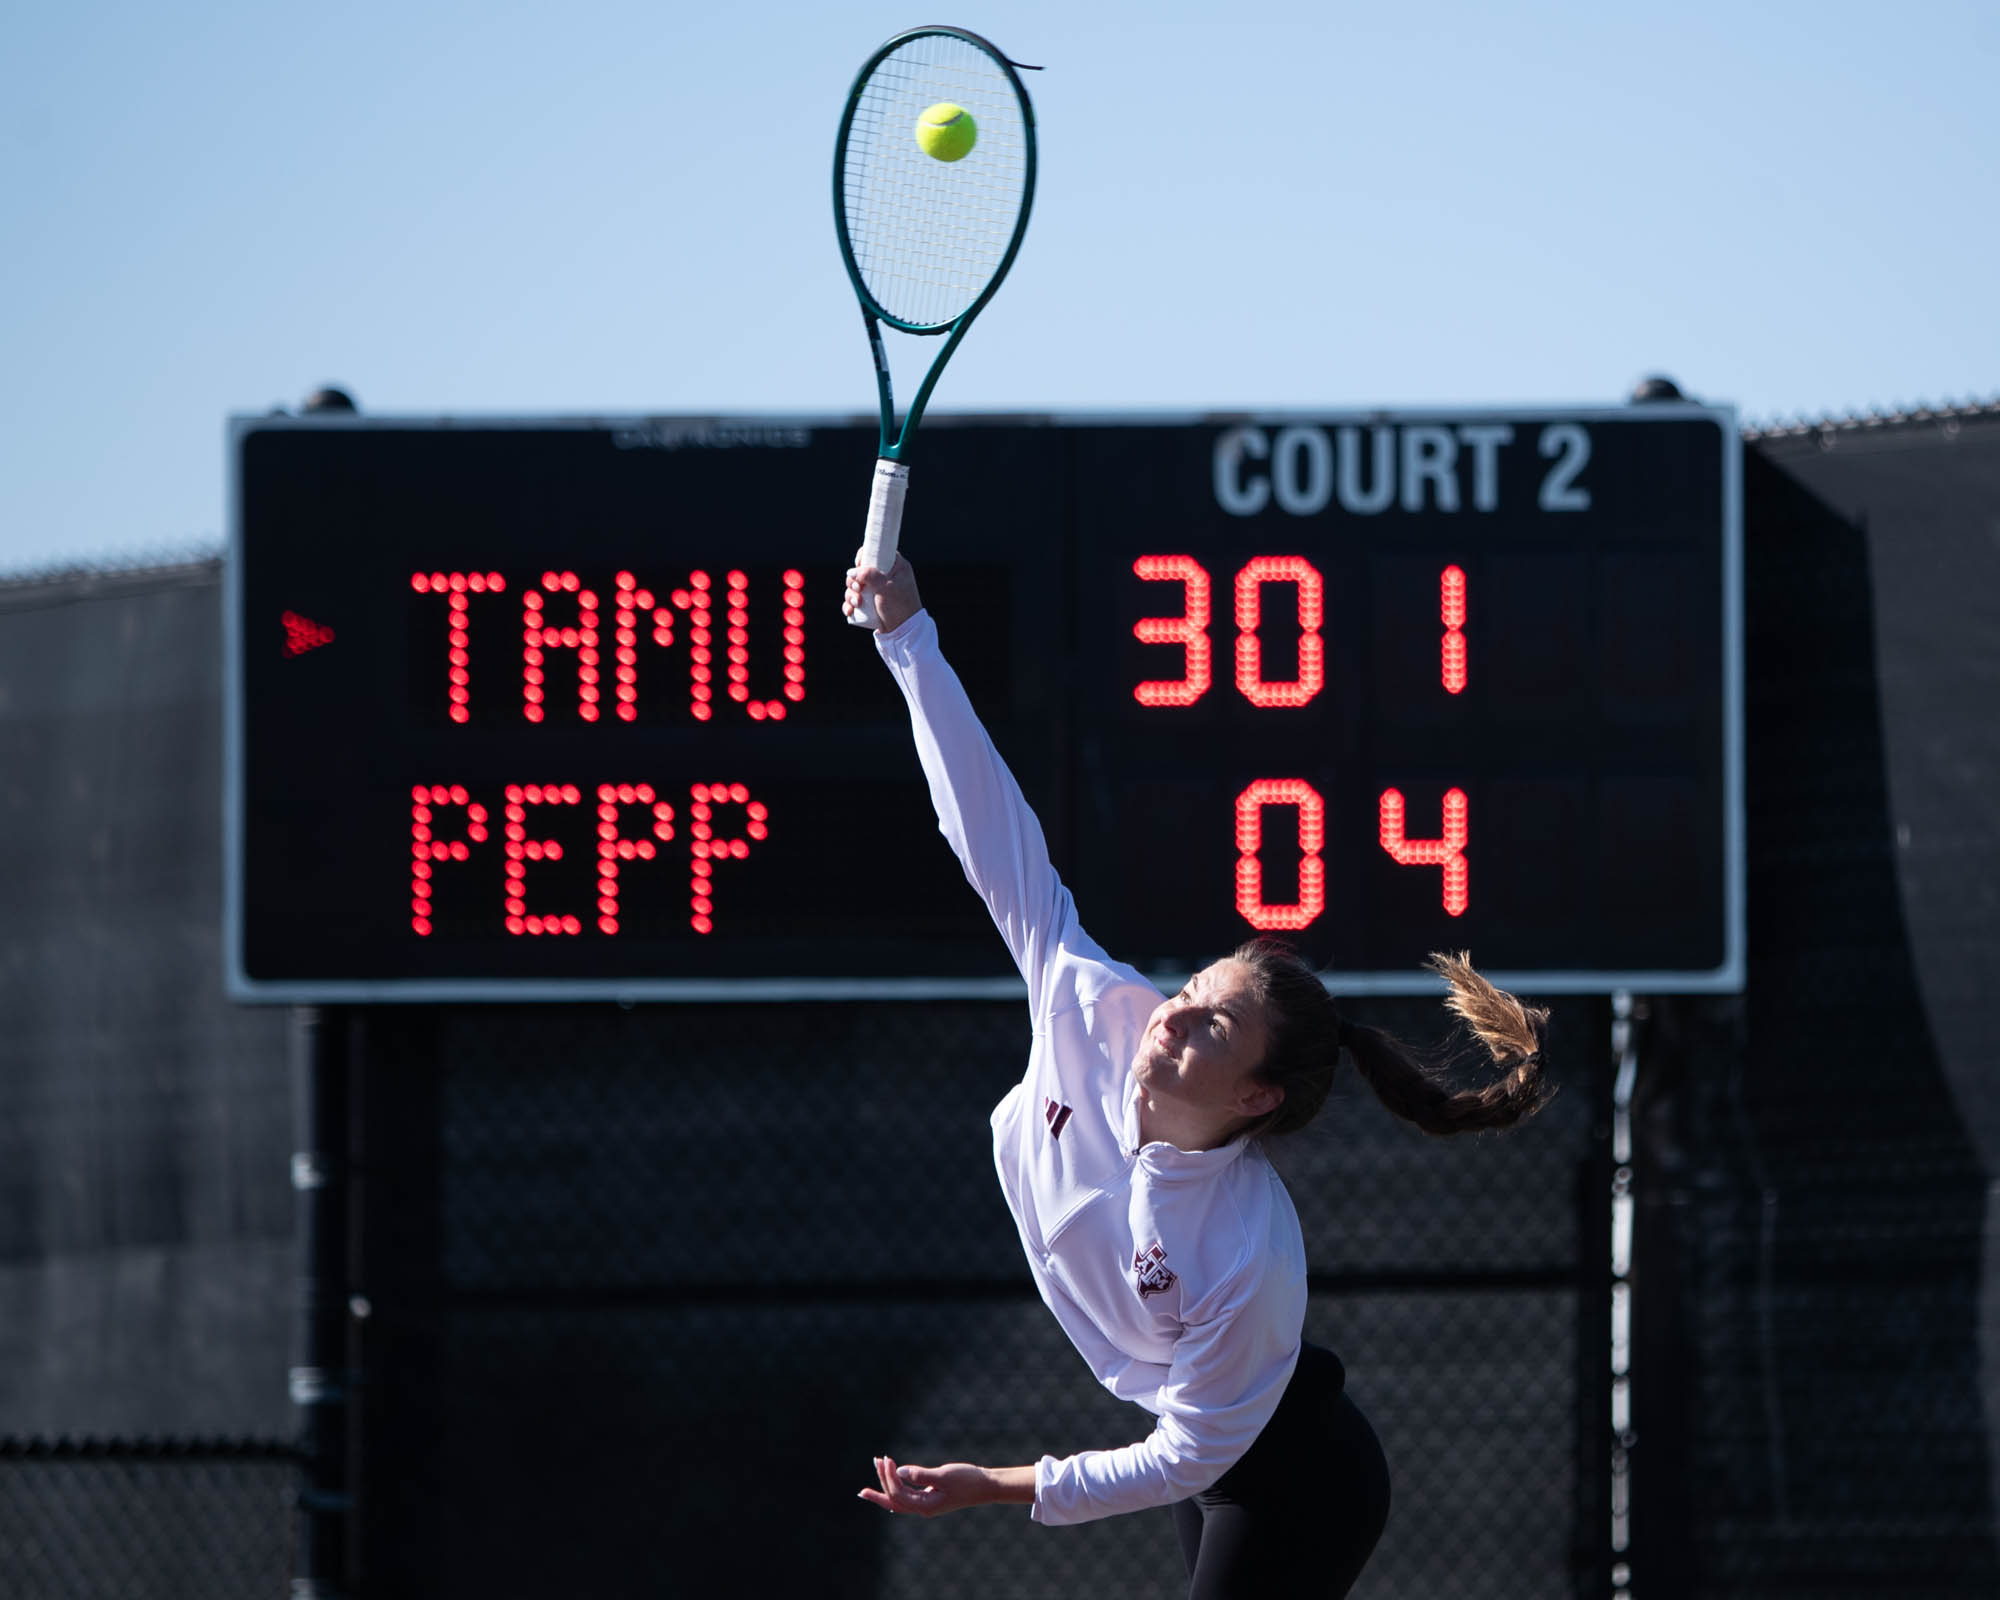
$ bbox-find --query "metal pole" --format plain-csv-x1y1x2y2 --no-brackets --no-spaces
1608,992,1639,1600
291,1005,351,1599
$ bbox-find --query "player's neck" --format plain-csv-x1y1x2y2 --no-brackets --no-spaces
1134,1092,1242,1155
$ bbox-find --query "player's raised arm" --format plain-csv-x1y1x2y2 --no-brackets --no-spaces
846,558,1078,1015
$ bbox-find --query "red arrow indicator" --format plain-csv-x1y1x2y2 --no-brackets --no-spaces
281,611,335,657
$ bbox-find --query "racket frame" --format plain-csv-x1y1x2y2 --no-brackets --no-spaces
832,24,1039,465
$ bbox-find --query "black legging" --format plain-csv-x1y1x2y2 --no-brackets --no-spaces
1170,1344,1391,1598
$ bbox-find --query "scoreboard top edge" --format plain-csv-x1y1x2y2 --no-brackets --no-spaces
229,402,1738,436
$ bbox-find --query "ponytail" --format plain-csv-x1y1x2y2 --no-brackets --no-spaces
1232,942,1552,1140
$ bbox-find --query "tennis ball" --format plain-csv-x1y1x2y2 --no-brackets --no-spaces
915,102,977,162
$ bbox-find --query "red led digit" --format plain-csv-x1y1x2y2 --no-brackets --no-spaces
503,782,583,935
410,786,488,935
523,572,601,723
1132,556,1213,707
1233,779,1326,931
1441,565,1467,695
521,592,544,722
780,569,806,705
671,573,716,722
1379,787,1469,916
723,568,804,721
687,781,767,934
593,782,671,935
1234,556,1324,708
412,572,503,722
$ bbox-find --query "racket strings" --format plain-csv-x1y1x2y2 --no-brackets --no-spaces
840,34,1030,329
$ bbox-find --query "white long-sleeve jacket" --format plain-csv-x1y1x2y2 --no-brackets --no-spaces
876,610,1308,1527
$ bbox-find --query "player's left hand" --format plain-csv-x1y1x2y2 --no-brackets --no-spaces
843,555,922,633
858,1455,992,1517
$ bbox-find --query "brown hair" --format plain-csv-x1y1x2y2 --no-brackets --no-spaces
1230,939,1552,1139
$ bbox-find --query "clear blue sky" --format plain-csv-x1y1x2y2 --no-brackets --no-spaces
3,0,1994,572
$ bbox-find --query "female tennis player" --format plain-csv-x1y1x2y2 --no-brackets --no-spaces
845,557,1551,1596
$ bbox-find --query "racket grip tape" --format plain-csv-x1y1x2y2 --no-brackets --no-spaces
848,458,910,629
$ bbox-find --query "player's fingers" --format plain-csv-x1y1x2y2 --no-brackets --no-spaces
903,1465,950,1515
884,1456,930,1512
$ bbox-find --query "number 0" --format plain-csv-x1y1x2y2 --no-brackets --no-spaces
1235,779,1326,931
1235,557,1325,708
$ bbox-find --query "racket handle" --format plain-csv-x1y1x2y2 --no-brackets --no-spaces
848,458,909,629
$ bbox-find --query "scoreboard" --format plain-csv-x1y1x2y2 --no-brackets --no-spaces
225,409,1742,1001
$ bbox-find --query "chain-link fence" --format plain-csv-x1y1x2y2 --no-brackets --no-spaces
343,992,1599,1600
1609,435,2000,1600
0,1439,293,1599
0,561,296,1600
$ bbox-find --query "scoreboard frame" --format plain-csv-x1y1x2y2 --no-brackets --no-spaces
223,407,1743,1003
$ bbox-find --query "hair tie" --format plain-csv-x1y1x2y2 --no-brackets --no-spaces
1336,1017,1357,1051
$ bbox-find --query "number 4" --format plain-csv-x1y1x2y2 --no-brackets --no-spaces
1379,788,1469,917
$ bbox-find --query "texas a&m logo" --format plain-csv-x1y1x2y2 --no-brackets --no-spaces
1043,1097,1073,1140
1134,1242,1178,1300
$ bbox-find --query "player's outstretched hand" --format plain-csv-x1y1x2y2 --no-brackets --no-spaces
858,1455,1008,1518
843,555,922,634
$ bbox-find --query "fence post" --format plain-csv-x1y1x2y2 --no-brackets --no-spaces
290,1005,351,1598
1608,992,1639,1599
1574,995,1616,1598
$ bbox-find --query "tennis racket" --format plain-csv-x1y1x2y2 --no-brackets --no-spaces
834,25,1038,627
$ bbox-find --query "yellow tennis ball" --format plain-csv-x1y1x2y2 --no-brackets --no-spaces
915,102,977,162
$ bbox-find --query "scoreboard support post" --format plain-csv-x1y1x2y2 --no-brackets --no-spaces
289,1005,354,1598
1606,990,1640,1598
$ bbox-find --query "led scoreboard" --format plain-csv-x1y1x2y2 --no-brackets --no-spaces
226,409,1742,1002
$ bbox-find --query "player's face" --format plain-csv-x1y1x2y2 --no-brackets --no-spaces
1132,959,1275,1122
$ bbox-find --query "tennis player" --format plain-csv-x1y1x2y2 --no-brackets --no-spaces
846,558,1551,1596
